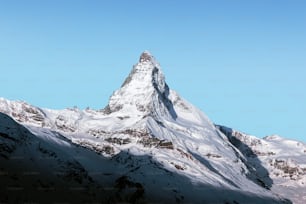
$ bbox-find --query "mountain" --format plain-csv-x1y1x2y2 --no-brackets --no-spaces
0,51,305,203
217,125,306,204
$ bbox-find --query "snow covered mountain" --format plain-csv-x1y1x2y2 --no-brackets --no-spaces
0,51,305,203
217,126,306,204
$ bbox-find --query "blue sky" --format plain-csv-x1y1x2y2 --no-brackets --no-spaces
0,0,305,142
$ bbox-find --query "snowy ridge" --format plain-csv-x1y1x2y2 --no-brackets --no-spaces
0,52,301,203
217,125,306,204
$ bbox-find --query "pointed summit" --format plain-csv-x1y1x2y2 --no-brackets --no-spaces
139,50,154,63
105,51,176,119
120,51,164,90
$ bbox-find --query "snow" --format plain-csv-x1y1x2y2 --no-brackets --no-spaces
217,125,306,204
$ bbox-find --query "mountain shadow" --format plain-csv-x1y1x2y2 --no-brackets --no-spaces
189,151,240,188
217,125,274,190
152,79,178,120
107,150,292,204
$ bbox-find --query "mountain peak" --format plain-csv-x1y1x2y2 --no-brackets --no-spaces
139,51,153,62
120,51,163,89
105,51,176,119
138,51,160,68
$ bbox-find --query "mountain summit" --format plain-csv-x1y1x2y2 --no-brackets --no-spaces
107,51,176,119
139,50,155,62
0,52,305,203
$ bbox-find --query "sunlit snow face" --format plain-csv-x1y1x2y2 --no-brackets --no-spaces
107,52,169,116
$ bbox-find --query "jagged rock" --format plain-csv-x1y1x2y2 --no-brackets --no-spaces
139,51,153,62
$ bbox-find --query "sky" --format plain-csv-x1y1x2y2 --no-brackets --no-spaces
0,0,305,142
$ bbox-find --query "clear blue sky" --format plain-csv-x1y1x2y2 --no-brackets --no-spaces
0,0,305,142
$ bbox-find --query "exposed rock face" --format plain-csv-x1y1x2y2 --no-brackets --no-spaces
139,51,153,62
0,99,46,126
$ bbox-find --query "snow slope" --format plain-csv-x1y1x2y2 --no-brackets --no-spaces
0,51,300,203
217,125,306,204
